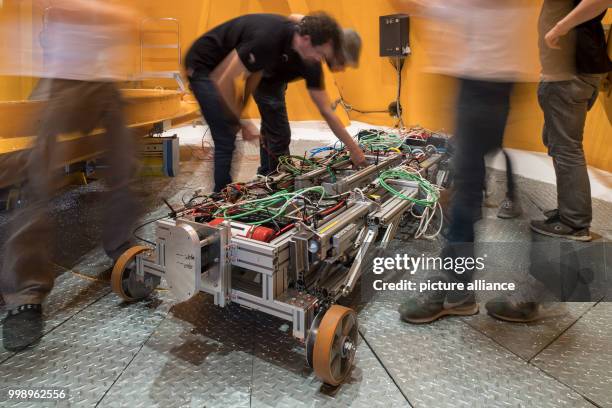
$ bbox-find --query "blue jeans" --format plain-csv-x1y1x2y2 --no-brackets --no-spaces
253,83,291,175
445,78,514,284
188,72,240,192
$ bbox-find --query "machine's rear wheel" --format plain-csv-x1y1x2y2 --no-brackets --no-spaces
312,305,358,386
111,245,158,302
306,311,324,369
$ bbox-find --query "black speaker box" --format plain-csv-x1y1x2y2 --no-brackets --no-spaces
379,14,410,57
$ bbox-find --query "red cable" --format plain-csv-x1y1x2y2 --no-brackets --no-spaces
319,200,346,217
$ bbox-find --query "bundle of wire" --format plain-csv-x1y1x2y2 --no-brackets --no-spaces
214,186,327,226
401,126,431,141
278,155,320,175
278,153,351,184
308,145,340,158
378,169,443,240
356,129,406,152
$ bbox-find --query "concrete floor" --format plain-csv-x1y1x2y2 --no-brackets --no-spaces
0,137,611,408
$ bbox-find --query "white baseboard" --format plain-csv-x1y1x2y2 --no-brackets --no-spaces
486,148,612,203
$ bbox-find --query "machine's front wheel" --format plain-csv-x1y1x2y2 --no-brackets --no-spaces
312,305,358,386
111,245,158,302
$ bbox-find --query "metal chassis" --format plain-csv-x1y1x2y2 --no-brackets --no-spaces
129,150,446,342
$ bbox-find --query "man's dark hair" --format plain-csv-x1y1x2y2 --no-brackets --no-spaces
299,12,342,54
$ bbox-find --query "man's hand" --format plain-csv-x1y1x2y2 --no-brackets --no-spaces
240,120,260,142
308,88,368,169
545,22,570,50
545,0,612,50
349,148,368,169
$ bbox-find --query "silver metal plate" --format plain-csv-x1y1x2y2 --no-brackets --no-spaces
0,270,109,363
164,223,201,302
0,290,173,407
462,302,595,361
533,302,612,408
357,298,593,408
97,299,253,408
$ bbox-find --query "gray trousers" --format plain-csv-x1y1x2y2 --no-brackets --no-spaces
537,75,601,230
0,80,140,308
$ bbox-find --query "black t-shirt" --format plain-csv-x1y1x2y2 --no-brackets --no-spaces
258,49,324,92
185,14,296,74
572,1,612,74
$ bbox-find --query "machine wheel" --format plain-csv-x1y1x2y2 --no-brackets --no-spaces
312,305,358,386
305,310,325,369
111,245,158,302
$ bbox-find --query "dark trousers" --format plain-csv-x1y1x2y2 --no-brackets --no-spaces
253,83,291,175
502,149,516,200
538,75,601,230
188,72,240,192
445,78,514,284
0,80,139,308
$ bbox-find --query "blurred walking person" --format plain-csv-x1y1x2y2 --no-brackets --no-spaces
496,149,523,219
1,0,140,351
397,0,539,323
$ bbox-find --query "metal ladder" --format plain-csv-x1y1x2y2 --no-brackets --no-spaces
139,17,186,92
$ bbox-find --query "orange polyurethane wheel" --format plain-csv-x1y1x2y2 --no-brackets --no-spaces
111,245,150,302
312,305,359,386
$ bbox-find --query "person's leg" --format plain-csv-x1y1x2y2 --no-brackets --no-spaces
497,149,522,219
400,79,514,323
188,73,239,192
95,83,142,259
487,77,603,322
254,89,272,176
531,76,601,240
253,84,291,176
504,150,515,200
1,79,80,350
448,79,513,253
538,81,560,223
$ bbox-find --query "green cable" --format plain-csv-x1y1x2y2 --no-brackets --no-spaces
357,130,405,152
379,169,439,207
214,186,326,225
326,166,337,182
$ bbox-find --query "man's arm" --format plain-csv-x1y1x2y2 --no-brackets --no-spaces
309,89,367,168
545,0,612,49
244,71,263,107
211,50,254,119
240,72,263,140
210,51,261,140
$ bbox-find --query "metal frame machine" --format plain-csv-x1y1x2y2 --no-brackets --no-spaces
111,128,451,386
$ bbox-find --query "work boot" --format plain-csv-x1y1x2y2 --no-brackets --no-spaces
485,296,540,323
398,286,479,324
497,197,522,219
2,304,43,351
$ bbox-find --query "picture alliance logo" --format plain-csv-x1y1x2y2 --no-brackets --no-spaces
372,254,487,275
